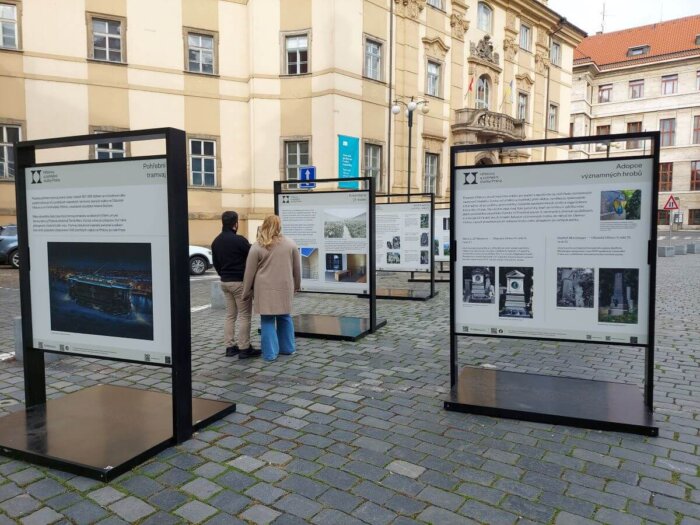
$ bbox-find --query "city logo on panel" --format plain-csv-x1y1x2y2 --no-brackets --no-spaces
30,170,42,184
463,171,478,185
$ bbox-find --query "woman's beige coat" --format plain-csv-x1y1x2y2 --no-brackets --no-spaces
242,235,301,315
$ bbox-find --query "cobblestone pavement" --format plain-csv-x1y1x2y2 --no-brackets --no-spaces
0,257,698,525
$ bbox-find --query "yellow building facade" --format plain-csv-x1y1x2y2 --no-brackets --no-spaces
0,0,584,244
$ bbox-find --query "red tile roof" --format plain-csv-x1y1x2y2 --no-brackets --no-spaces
574,15,700,69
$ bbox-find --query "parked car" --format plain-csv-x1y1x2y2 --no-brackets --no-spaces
189,245,213,276
0,225,18,269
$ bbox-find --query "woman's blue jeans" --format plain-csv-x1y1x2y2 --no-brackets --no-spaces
260,314,295,361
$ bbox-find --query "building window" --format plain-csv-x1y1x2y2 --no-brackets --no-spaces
0,2,18,49
427,0,443,9
626,122,642,149
694,115,700,144
660,118,676,147
596,125,610,136
659,162,672,192
629,79,644,99
424,153,439,194
547,104,558,131
517,92,528,121
90,17,124,63
658,210,670,225
598,84,612,103
285,140,309,180
0,124,20,180
519,23,531,51
691,161,700,191
363,143,382,191
697,71,700,91
364,38,382,81
661,74,678,95
476,75,490,110
690,210,700,225
189,139,216,187
187,32,215,74
95,137,125,159
477,2,493,33
285,34,308,75
627,45,649,57
550,40,561,66
427,60,441,98
569,122,574,149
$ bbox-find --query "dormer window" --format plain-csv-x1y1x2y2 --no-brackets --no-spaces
695,34,700,45
627,45,649,57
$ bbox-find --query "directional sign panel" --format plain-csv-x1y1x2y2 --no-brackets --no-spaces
299,166,316,189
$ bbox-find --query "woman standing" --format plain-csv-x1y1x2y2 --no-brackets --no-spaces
243,215,301,361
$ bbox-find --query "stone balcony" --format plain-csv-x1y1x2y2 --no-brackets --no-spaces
451,108,526,144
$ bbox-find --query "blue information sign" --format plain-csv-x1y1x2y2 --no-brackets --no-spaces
298,166,316,189
338,135,359,189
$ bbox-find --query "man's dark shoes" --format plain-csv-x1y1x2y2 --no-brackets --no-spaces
225,345,239,357
238,346,261,359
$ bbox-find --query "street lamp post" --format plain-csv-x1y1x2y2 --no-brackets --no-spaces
392,97,429,201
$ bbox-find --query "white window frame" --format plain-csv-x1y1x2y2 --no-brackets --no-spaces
284,140,310,181
187,32,215,75
364,38,382,81
363,142,383,192
598,84,612,103
550,40,561,66
547,104,559,131
424,153,439,194
660,118,676,147
696,71,700,91
519,23,531,51
661,74,678,95
477,2,493,33
285,34,309,76
0,124,20,180
0,2,18,50
517,92,528,121
427,0,443,9
476,75,490,110
189,138,217,187
95,137,126,159
91,17,123,63
426,60,441,98
629,79,644,99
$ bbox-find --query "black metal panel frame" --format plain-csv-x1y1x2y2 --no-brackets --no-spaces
446,132,659,435
274,177,381,335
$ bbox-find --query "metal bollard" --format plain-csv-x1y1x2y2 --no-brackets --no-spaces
657,246,675,257
674,244,687,255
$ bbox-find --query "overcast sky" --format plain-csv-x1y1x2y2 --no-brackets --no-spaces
547,0,699,36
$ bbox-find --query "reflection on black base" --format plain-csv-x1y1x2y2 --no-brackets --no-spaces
293,314,387,341
0,385,235,481
408,276,450,283
369,288,439,301
445,367,657,436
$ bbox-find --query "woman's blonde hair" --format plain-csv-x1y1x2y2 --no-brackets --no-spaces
258,215,282,248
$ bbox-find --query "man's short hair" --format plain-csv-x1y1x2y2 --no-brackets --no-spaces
222,211,238,229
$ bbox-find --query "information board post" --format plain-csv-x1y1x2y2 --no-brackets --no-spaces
0,128,235,481
445,132,659,436
373,194,438,301
275,177,386,341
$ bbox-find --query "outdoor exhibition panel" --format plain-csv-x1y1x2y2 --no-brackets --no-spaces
372,194,438,301
0,129,235,481
408,203,450,284
275,178,386,340
445,132,659,436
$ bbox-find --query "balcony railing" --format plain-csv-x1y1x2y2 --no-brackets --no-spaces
452,108,526,143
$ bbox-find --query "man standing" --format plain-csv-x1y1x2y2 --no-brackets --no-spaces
211,211,260,359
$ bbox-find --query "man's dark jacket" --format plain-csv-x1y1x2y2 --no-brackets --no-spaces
211,229,251,282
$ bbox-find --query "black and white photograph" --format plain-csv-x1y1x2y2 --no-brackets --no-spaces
48,242,154,340
420,232,429,247
323,209,368,239
498,267,533,318
420,250,429,265
386,252,401,264
598,268,639,324
392,236,400,249
420,213,429,229
556,267,594,308
462,266,495,304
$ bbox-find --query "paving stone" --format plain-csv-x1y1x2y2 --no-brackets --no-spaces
310,509,366,525
9,468,44,487
61,500,109,525
460,499,519,525
229,455,266,472
88,486,126,506
418,505,478,525
352,501,397,525
19,507,64,525
594,508,642,525
139,511,180,525
278,474,328,499
274,494,322,520
0,494,42,518
208,490,251,515
108,496,156,523
554,512,598,525
174,501,217,524
240,504,281,525
25,479,66,502
181,478,223,500
386,460,426,479
245,483,287,505
416,486,463,511
217,470,256,491
147,489,190,512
